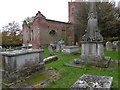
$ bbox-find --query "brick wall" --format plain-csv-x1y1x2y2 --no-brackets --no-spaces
68,2,80,24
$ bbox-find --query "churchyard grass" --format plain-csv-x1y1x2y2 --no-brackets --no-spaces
1,48,119,88
104,49,119,60
0,61,1,69
43,48,119,88
43,48,64,58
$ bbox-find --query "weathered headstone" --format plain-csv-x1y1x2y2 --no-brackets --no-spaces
116,41,120,51
76,42,78,46
0,46,2,51
56,45,61,53
61,45,65,52
59,39,65,45
112,41,118,50
106,41,113,51
55,39,66,52
48,45,54,55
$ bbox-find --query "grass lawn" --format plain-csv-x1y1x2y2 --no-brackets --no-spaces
104,49,120,60
43,48,119,88
0,55,2,69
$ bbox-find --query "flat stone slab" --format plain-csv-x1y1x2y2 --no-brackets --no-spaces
0,49,44,56
70,74,113,89
65,46,79,49
65,57,111,68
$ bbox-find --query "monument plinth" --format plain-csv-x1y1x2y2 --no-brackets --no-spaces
72,2,111,68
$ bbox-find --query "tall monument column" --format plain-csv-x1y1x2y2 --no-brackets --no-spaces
73,1,111,68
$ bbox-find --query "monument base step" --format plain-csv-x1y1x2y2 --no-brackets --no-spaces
65,57,111,68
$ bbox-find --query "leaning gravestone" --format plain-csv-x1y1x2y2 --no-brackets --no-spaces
48,45,54,55
106,41,113,51
43,56,58,64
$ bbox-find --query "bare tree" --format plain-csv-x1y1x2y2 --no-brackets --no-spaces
2,21,20,32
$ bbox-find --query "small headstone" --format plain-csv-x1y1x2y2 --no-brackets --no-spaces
106,41,113,51
76,42,78,46
112,41,118,50
59,39,65,45
61,45,65,52
116,41,120,51
48,45,54,55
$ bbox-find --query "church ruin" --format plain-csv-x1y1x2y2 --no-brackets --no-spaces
22,1,81,48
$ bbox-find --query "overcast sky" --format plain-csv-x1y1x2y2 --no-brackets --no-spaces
0,0,119,30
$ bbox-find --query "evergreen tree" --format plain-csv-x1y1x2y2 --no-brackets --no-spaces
76,1,119,40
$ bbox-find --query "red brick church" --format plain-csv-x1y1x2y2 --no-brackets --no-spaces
22,1,80,48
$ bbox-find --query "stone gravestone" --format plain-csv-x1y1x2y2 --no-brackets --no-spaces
116,41,120,51
0,46,2,52
106,41,113,51
48,45,54,55
76,42,78,46
112,41,118,50
59,39,65,51
56,45,61,53
61,45,66,52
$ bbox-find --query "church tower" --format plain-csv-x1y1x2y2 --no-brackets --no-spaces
68,1,80,24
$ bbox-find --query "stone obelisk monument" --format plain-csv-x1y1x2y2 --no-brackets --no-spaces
74,1,110,67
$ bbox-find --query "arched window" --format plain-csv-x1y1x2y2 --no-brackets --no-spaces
26,30,34,42
49,30,56,36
